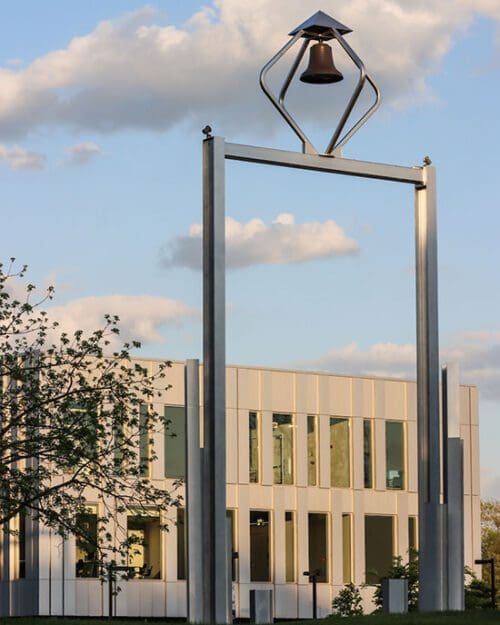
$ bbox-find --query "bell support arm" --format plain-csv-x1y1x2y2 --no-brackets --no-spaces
326,29,381,154
260,31,318,155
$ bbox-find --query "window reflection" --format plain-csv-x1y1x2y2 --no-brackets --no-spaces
386,421,405,490
330,417,350,487
273,414,294,485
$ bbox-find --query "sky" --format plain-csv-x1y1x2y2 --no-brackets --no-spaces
0,1,499,496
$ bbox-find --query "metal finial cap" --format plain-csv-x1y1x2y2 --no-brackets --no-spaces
289,11,352,40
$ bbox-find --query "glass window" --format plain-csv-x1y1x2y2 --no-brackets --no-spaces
113,417,125,474
386,421,405,490
330,417,350,488
165,405,186,479
408,516,417,560
364,515,394,584
177,508,186,580
75,505,99,578
363,419,373,488
227,510,237,582
308,513,329,582
342,514,352,584
127,510,162,579
285,511,295,582
307,415,317,486
139,404,150,477
249,411,259,483
273,414,294,485
18,510,26,579
250,511,270,582
69,404,98,461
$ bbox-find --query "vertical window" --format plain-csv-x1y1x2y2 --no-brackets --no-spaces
113,417,125,474
364,515,394,584
307,415,317,486
285,511,295,582
165,405,186,479
249,411,259,483
75,505,99,578
250,511,270,582
69,404,98,461
227,510,237,582
177,508,186,580
18,510,26,579
408,516,417,560
330,417,350,488
363,419,373,488
273,414,294,485
308,513,329,582
342,514,352,583
386,421,405,489
139,404,150,477
127,510,162,579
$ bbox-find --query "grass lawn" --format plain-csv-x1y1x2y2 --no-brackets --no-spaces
1,612,499,625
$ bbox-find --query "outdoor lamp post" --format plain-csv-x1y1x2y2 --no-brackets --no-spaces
187,10,450,622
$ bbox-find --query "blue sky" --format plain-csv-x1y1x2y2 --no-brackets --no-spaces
0,1,499,495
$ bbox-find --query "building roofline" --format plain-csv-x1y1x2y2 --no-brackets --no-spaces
131,355,477,390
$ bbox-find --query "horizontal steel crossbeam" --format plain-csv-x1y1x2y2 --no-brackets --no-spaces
225,142,424,185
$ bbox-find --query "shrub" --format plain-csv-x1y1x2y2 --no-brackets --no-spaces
331,583,364,617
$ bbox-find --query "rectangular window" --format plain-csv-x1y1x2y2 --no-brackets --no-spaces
365,515,394,584
75,505,99,578
285,511,295,582
273,414,294,485
307,415,317,486
113,418,125,474
177,508,186,580
249,411,259,483
69,404,98,462
342,514,352,583
127,510,162,579
139,404,150,477
363,419,373,488
386,421,405,490
227,510,237,582
308,513,329,583
165,405,186,479
408,516,417,560
330,417,350,488
18,510,26,579
250,511,270,582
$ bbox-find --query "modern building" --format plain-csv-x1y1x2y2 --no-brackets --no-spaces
0,359,481,618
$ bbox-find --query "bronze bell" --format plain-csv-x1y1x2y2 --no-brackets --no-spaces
300,42,343,84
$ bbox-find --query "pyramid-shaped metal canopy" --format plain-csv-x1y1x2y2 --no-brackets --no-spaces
289,10,352,38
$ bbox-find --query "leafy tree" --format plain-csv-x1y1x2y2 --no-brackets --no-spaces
331,583,364,616
464,566,494,610
0,260,180,565
481,498,500,602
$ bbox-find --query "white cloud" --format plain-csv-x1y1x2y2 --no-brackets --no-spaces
0,144,45,170
47,294,197,347
481,467,500,500
0,2,498,139
302,331,500,400
66,141,101,165
161,212,359,270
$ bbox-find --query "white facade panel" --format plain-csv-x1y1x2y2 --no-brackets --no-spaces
1,361,480,618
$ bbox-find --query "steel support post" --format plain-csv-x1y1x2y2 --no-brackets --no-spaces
443,363,465,611
203,136,230,624
415,165,446,611
185,359,204,623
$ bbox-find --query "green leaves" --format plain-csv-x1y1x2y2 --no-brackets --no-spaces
0,262,178,567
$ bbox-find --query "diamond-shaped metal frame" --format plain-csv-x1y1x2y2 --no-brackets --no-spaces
259,11,381,156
